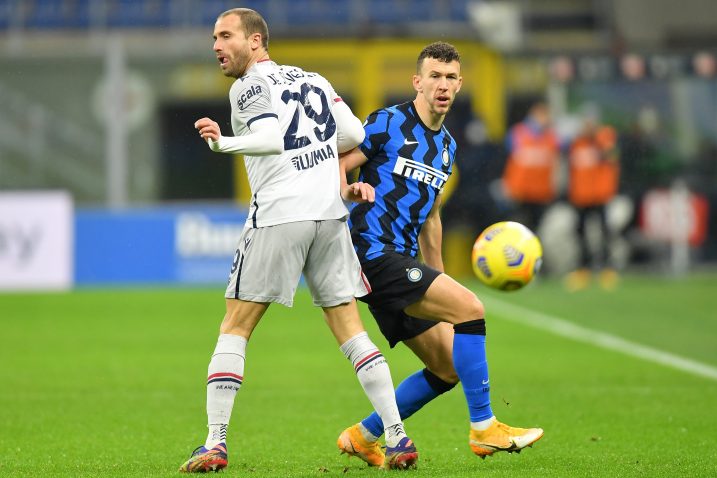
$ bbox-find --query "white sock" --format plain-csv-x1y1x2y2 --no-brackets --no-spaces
471,416,496,431
206,424,227,449
205,334,247,448
340,332,406,448
358,422,379,442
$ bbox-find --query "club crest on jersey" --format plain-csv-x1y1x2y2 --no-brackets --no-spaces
407,267,423,282
442,148,450,166
393,156,449,191
237,85,262,111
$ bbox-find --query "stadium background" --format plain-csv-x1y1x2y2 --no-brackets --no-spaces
1,1,717,477
2,0,717,286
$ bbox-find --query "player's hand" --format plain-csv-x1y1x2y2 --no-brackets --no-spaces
194,117,221,142
343,182,375,203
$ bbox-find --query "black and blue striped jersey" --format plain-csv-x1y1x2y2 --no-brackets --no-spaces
349,101,457,261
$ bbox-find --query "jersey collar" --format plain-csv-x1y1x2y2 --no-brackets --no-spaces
408,101,443,135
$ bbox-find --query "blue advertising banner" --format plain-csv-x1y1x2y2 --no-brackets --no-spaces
75,205,247,285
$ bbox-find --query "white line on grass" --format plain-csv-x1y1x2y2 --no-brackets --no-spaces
487,297,717,382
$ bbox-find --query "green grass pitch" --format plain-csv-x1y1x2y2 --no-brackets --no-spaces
1,274,717,477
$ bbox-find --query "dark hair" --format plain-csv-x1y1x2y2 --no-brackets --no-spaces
219,8,269,50
416,42,460,73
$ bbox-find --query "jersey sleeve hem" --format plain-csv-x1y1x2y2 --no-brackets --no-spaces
358,143,372,158
247,112,279,129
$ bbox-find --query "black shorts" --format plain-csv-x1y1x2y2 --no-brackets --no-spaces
359,252,442,348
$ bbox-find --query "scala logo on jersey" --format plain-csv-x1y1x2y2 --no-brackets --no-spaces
393,156,448,190
237,84,262,111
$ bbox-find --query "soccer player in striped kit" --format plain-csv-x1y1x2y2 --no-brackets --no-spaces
179,8,417,472
337,42,543,464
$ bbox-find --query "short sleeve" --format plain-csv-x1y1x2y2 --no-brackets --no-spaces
229,75,276,129
359,109,390,159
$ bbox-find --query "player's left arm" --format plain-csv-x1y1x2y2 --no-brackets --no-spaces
332,101,366,154
418,194,444,272
324,82,365,154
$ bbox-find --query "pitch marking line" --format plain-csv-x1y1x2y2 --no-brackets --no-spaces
488,297,717,382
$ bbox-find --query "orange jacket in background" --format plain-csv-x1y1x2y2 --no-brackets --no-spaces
503,123,560,204
568,126,620,207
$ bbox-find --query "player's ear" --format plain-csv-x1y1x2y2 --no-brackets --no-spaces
249,32,262,50
412,74,422,93
456,75,463,94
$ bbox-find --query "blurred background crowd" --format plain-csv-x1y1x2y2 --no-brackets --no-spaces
0,0,715,289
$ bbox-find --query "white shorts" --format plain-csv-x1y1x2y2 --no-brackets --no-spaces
225,219,370,307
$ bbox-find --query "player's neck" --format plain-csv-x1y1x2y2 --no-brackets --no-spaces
244,51,271,75
412,99,445,131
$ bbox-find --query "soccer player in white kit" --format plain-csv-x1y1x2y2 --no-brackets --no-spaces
178,8,417,473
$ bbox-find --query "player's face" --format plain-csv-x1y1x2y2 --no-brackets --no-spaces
212,14,255,78
413,58,462,117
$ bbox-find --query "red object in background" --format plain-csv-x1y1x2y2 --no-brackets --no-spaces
639,189,709,246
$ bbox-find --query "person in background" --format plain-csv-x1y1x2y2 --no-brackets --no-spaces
501,101,560,233
564,114,620,291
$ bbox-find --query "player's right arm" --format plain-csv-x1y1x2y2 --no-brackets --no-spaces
418,194,444,272
195,116,283,156
194,76,283,156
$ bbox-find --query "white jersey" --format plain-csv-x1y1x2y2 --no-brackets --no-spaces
229,60,349,228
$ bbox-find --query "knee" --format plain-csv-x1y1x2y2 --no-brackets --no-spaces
422,351,460,385
471,296,485,320
424,365,459,391
432,368,459,385
457,294,484,321
420,343,460,384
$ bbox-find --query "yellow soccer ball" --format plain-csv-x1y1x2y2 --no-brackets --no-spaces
471,221,543,291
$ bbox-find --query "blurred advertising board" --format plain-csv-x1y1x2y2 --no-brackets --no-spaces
75,205,246,285
640,188,709,246
0,191,74,290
